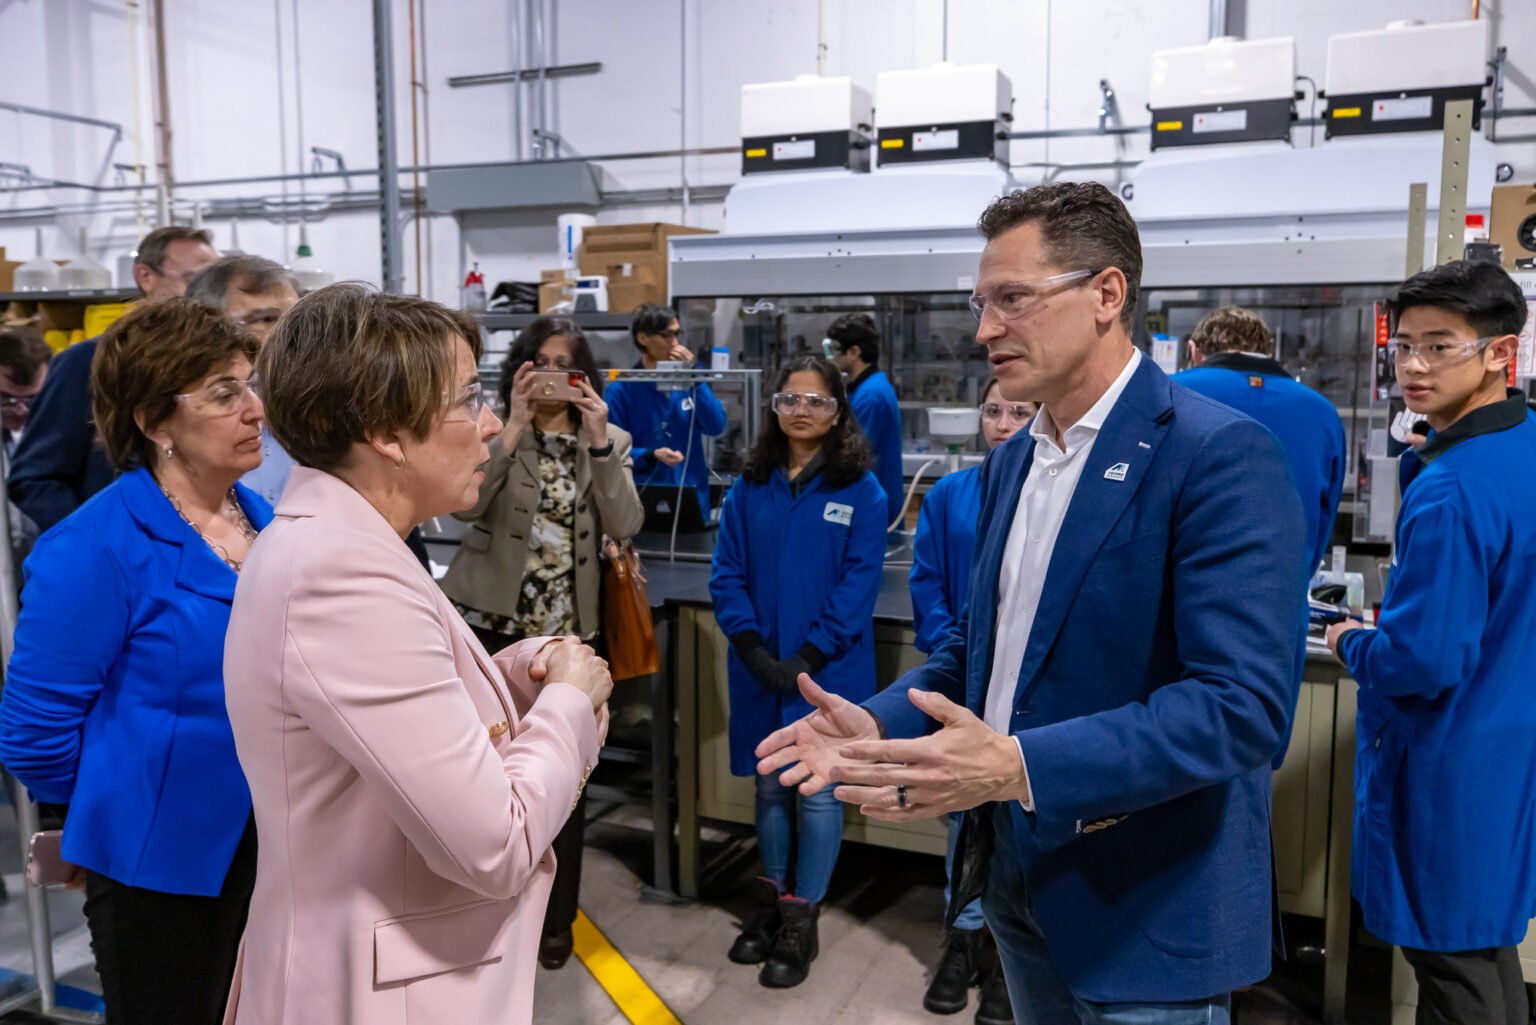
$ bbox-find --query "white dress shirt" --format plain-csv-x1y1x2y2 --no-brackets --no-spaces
985,349,1142,810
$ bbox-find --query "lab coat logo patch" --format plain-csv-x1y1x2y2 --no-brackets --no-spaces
681,397,695,412
1248,375,1265,388
1104,462,1129,482
823,502,854,526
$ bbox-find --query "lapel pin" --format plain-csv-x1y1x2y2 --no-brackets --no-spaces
1104,462,1129,482
1138,441,1151,449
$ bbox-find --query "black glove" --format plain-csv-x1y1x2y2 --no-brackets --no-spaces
766,644,829,696
731,631,778,686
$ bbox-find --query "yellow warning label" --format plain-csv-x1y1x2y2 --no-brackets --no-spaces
1332,107,1362,118
880,138,905,149
1155,121,1183,132
745,148,767,158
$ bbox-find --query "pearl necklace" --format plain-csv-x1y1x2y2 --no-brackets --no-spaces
158,482,258,572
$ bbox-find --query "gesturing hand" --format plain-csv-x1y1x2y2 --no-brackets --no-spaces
829,689,1029,821
653,447,685,467
754,674,880,795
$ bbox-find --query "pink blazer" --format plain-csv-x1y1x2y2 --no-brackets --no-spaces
222,467,599,1025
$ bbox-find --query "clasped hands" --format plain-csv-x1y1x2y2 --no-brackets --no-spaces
529,635,612,744
753,675,1031,821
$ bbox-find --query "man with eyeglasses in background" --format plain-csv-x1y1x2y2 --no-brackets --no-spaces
1327,259,1536,1025
188,255,301,506
0,325,54,569
606,303,726,521
8,225,218,532
824,313,905,528
757,182,1308,1025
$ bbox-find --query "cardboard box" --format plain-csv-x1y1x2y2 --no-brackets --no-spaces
1491,183,1536,270
0,248,19,293
540,268,572,282
576,222,714,297
607,278,666,315
539,276,575,313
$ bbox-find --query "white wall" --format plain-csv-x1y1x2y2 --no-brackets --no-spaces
2,0,1533,303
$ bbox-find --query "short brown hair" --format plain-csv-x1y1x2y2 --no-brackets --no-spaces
977,182,1143,330
258,283,483,471
0,325,53,386
1189,306,1274,358
134,225,214,270
186,255,298,307
91,298,259,471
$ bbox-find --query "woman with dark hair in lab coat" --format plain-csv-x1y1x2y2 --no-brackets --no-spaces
709,354,886,990
908,377,1033,1024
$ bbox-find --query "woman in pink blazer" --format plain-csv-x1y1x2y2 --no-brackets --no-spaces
222,284,612,1025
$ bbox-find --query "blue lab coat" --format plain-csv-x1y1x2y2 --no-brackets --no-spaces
0,468,273,896
909,466,982,654
606,370,726,518
1176,353,1346,576
848,368,905,527
867,357,1309,1001
709,465,886,776
1338,392,1536,951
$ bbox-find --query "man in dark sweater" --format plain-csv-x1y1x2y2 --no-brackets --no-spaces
7,226,218,532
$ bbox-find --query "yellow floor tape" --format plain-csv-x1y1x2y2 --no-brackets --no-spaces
572,909,684,1025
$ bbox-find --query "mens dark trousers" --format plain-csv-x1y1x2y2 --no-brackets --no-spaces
470,624,588,940
82,816,257,1025
1400,944,1529,1025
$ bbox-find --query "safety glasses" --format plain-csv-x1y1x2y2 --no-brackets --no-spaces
772,391,839,417
968,269,1102,324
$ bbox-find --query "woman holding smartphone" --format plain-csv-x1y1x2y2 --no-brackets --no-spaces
708,355,886,989
440,315,643,968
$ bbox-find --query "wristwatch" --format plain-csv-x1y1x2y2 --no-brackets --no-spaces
587,439,615,459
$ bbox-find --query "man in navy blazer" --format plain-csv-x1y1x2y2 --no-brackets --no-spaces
758,183,1308,1024
6,226,218,532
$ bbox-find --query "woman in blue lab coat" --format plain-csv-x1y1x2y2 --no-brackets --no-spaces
709,354,886,990
907,378,1031,1022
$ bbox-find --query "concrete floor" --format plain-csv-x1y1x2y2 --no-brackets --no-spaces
0,798,1386,1024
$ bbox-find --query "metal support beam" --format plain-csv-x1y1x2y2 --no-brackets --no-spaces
1405,183,1427,278
1435,99,1474,266
372,0,404,293
0,101,124,142
447,62,601,88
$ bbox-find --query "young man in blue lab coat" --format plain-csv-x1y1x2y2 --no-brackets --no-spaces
909,378,1032,1025
1327,260,1536,1025
1176,306,1346,579
759,182,1308,1025
825,313,905,528
605,303,726,520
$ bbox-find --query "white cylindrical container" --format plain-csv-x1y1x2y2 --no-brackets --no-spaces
557,213,596,270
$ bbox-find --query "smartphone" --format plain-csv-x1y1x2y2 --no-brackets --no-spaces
529,369,586,402
26,830,77,887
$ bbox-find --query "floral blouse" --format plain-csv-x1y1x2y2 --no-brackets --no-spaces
457,428,579,638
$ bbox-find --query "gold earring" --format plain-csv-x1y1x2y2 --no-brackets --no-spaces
163,443,173,460
393,454,405,471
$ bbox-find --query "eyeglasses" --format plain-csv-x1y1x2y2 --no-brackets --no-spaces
650,328,684,341
234,308,285,330
0,394,35,411
175,375,260,416
820,338,844,359
1389,336,1495,370
146,265,204,286
772,392,839,416
444,384,494,424
968,269,1102,324
981,402,1036,422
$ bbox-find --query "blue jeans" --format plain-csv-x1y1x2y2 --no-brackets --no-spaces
754,773,843,905
981,808,1231,1025
945,811,986,930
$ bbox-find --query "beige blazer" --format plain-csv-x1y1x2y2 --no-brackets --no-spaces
440,422,644,638
222,467,600,1025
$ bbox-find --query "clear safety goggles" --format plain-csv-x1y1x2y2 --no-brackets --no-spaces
771,391,839,417
968,269,1101,324
1389,336,1495,370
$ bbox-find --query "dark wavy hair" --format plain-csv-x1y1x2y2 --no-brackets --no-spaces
498,316,603,423
741,355,872,489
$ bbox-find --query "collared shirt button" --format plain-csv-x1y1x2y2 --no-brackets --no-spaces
1048,467,1058,477
1032,536,1040,544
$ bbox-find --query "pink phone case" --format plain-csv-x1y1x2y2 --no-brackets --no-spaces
26,830,76,887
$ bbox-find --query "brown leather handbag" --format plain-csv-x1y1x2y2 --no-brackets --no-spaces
600,538,658,679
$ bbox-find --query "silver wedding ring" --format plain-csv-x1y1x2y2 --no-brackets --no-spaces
896,785,907,810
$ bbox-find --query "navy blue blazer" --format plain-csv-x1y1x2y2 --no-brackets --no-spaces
0,468,273,896
7,338,117,533
865,356,1309,1002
